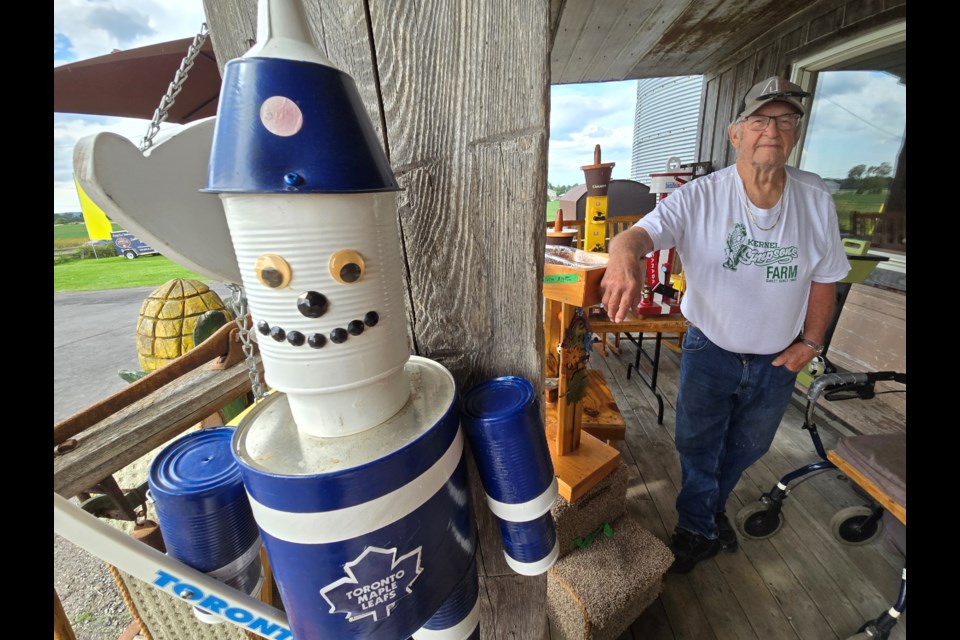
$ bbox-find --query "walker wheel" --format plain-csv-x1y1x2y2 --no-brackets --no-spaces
830,506,883,545
735,501,784,540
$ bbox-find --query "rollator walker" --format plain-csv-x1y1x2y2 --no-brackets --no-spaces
735,371,906,640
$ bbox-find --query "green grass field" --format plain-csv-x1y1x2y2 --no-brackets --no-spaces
831,191,886,215
546,200,561,222
54,254,208,292
54,222,123,241
54,222,124,249
830,190,887,233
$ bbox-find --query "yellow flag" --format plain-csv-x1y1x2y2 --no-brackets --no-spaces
75,178,113,240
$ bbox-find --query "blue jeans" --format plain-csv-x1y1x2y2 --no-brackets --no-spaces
674,325,797,539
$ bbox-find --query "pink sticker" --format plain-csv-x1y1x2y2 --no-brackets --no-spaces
260,96,304,137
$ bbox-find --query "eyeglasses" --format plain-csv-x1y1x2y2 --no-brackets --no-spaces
741,113,802,131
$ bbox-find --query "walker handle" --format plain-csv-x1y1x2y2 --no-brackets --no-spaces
805,371,906,423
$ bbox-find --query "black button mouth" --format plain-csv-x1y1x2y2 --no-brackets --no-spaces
255,311,382,348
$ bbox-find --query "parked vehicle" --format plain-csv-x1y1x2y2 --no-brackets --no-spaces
111,231,160,259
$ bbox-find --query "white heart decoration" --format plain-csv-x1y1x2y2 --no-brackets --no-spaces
72,116,242,284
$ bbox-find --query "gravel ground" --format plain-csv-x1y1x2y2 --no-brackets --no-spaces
55,445,163,639
54,284,232,639
55,529,134,639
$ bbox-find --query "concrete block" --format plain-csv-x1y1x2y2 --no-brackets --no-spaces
551,462,628,559
546,513,672,640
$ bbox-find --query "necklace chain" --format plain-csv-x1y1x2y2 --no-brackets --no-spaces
740,181,786,231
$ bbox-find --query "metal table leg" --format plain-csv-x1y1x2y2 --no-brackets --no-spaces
626,331,666,424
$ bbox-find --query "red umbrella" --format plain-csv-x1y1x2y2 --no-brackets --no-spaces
53,36,221,124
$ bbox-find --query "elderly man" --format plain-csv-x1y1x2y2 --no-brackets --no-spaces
600,76,850,574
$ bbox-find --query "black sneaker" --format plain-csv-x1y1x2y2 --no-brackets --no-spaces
668,528,721,574
715,512,738,553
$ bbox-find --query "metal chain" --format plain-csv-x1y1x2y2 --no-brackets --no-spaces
227,283,267,402
137,24,264,402
139,22,210,152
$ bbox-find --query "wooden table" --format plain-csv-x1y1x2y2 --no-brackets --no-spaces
587,310,688,424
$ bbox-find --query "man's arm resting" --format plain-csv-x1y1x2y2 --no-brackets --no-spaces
772,281,837,372
599,226,655,323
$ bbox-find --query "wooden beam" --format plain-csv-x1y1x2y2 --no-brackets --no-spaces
53,358,260,499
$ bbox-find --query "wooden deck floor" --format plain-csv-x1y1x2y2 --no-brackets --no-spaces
569,337,908,640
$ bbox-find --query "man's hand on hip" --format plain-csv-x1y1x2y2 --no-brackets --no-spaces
772,342,818,373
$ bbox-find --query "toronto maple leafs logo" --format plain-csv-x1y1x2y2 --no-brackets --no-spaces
320,546,423,623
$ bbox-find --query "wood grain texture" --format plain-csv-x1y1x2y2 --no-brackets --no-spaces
598,0,682,82
53,358,259,499
557,0,632,83
588,340,907,639
201,0,257,69
482,574,549,640
545,369,626,442
368,0,549,393
370,3,550,635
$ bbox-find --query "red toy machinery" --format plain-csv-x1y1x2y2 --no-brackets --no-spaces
635,158,692,315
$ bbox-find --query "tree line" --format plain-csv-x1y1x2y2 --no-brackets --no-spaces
54,212,83,225
837,163,892,194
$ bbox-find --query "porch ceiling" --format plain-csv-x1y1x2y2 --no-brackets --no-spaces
550,0,810,84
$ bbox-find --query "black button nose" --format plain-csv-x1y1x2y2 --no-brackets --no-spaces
297,291,329,318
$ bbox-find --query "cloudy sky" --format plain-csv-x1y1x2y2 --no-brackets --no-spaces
54,0,213,213
548,81,637,189
53,1,904,213
798,70,905,180
52,0,642,214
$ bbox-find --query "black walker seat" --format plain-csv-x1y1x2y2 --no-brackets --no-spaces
735,371,906,640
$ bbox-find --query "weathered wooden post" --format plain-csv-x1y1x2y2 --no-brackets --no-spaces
202,0,550,634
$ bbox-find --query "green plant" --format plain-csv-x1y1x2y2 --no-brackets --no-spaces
77,242,115,260
73,611,93,625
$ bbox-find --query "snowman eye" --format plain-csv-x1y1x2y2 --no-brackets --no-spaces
255,254,292,289
329,250,365,284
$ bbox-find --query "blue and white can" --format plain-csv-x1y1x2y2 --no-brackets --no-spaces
461,376,559,575
147,426,263,622
232,356,477,640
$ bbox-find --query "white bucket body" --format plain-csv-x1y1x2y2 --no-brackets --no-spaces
221,191,411,436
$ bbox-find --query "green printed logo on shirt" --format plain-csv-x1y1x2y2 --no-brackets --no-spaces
723,223,799,282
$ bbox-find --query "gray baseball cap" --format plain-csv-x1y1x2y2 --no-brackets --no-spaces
736,76,810,119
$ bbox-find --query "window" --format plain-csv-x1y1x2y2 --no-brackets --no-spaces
790,24,906,257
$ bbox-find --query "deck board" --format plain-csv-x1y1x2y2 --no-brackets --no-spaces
548,336,908,640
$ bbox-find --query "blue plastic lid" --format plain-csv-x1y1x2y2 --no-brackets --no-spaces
148,427,242,498
461,377,534,424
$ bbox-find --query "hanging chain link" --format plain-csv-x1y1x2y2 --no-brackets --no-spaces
228,283,267,402
140,23,210,152
136,24,265,402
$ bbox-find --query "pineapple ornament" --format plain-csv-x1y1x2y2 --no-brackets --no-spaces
134,278,234,373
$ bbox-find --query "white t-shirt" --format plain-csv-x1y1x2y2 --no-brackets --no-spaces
636,164,850,354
